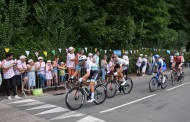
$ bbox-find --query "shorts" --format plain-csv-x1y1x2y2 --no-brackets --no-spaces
114,64,120,72
15,73,28,86
28,76,36,87
158,67,166,72
88,70,99,82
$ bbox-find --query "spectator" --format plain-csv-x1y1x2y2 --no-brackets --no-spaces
101,55,107,82
2,53,20,100
58,62,67,87
52,56,59,90
123,52,129,65
36,57,46,88
15,55,28,94
142,55,148,76
93,51,100,67
66,47,75,79
180,52,185,66
87,53,93,62
27,59,37,95
46,60,53,88
75,49,84,65
170,53,174,71
136,54,143,76
0,60,3,86
148,53,154,75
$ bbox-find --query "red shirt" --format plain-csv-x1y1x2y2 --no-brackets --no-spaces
174,56,182,64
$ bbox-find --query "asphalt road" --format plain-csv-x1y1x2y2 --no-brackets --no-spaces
2,69,190,122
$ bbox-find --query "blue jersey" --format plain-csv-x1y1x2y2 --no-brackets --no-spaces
154,59,166,71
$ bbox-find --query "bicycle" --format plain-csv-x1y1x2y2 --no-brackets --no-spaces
149,72,168,92
105,75,133,98
171,67,185,86
65,80,107,111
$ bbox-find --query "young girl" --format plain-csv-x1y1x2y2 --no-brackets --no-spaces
27,59,36,95
46,60,53,88
58,62,67,87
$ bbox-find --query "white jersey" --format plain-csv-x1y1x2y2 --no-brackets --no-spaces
123,55,129,65
115,58,128,70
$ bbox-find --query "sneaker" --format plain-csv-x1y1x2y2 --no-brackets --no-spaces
14,95,21,99
121,81,127,86
8,96,12,100
87,98,95,103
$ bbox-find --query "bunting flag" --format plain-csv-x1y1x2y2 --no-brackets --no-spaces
100,49,102,52
130,50,132,54
43,51,47,57
25,51,30,57
158,49,160,52
58,48,62,53
134,50,136,54
137,50,139,53
104,50,107,54
35,52,39,57
95,48,97,52
156,49,158,52
73,48,75,52
166,50,170,54
52,50,56,56
122,50,125,53
85,47,88,52
65,48,68,53
109,49,112,52
4,48,10,53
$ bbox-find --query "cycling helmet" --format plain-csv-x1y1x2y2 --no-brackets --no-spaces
175,52,179,56
154,54,160,59
78,55,87,61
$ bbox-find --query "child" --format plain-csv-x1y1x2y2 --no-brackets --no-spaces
46,60,53,88
27,59,36,95
58,62,67,87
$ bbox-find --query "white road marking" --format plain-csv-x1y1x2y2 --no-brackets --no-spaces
8,99,36,104
166,82,190,91
76,116,106,122
18,101,44,107
26,104,57,110
50,111,85,121
35,107,69,115
100,94,156,113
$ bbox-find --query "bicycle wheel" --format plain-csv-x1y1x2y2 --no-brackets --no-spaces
179,72,185,83
105,80,117,98
149,77,158,92
171,71,178,86
123,78,133,94
161,75,168,89
65,87,85,111
94,84,107,105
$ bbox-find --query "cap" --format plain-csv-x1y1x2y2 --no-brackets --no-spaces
139,54,143,57
69,47,74,51
47,60,51,63
38,57,43,60
28,59,34,63
20,55,26,60
88,53,93,56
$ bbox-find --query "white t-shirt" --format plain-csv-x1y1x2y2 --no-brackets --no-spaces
3,60,15,79
170,55,174,63
93,54,99,67
36,62,46,75
66,53,75,68
15,60,27,75
136,57,143,67
122,55,129,65
143,58,148,66
87,57,93,62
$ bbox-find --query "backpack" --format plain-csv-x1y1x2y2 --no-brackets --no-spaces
141,61,145,68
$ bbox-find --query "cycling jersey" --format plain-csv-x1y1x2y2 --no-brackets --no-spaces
174,56,182,64
154,59,166,72
114,58,128,70
76,61,98,72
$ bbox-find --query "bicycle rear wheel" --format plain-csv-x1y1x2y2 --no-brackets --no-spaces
94,84,107,105
105,80,117,98
65,87,85,111
123,78,133,94
161,75,168,89
149,77,158,92
179,72,185,83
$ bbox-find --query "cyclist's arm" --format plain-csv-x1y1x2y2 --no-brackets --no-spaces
82,70,90,79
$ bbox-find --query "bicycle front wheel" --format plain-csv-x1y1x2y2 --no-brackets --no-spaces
65,87,85,111
123,78,133,94
105,80,117,98
149,77,158,92
94,84,107,105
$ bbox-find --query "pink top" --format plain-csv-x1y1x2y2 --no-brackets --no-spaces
66,53,75,68
36,62,46,75
3,60,15,79
15,60,27,75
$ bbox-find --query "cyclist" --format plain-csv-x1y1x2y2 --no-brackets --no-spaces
70,55,99,102
112,55,128,86
172,52,183,76
153,55,167,83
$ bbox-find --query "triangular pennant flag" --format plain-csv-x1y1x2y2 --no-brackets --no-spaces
43,51,47,57
65,48,68,53
35,52,39,57
134,50,136,54
104,50,107,54
52,50,56,56
100,49,102,52
85,47,88,52
122,50,125,53
4,48,10,53
25,51,30,57
137,50,139,53
109,49,112,52
95,48,97,52
73,48,75,52
130,50,132,54
58,48,62,53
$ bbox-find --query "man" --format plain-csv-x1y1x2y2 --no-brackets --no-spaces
93,51,100,67
15,55,28,93
70,55,99,102
172,53,183,76
122,52,129,78
153,54,167,83
112,55,128,85
2,53,20,99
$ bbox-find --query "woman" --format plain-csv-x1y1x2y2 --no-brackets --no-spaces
101,55,107,82
46,60,53,88
52,56,59,90
66,47,75,79
142,55,148,76
36,57,46,88
136,54,143,76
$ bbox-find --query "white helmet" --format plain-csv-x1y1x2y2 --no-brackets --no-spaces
78,55,87,61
